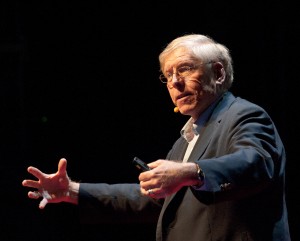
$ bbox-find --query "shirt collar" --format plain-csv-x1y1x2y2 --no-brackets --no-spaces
180,96,222,142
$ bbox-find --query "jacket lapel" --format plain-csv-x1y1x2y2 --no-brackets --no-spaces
188,92,235,163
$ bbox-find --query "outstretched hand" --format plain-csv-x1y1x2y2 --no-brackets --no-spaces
22,158,71,209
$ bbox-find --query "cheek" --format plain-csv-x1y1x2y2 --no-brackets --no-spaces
188,82,204,97
196,90,204,97
168,90,177,103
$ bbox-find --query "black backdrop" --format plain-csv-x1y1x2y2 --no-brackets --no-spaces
1,1,299,241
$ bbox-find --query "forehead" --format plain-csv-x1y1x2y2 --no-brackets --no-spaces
163,48,197,71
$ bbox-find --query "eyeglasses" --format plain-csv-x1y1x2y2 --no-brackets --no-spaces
159,62,214,85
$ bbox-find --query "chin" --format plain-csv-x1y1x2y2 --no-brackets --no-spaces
178,106,193,116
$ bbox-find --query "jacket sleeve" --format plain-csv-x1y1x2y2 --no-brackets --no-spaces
194,98,286,203
78,182,163,224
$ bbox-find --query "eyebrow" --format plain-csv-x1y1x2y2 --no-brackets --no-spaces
164,61,195,72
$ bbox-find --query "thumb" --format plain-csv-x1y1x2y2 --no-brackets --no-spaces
57,158,67,175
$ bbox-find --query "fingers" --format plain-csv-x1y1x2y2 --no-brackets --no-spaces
22,179,40,189
22,166,44,190
26,158,67,179
27,191,50,209
39,198,48,209
147,159,163,169
28,190,42,199
27,166,44,180
140,187,154,197
141,187,166,199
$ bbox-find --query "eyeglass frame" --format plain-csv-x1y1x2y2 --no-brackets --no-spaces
159,61,214,84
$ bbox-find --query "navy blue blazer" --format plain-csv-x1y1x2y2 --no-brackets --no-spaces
79,91,290,241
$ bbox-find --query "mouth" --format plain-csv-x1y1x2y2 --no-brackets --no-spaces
175,92,192,102
175,92,193,107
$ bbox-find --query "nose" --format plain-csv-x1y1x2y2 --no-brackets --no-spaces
171,72,179,83
168,73,182,89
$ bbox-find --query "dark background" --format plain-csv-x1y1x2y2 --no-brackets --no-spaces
1,1,299,241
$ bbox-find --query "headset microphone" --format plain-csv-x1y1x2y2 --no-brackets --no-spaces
174,106,179,113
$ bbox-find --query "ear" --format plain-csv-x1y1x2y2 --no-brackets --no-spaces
213,62,226,85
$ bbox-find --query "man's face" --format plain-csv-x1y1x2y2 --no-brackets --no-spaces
161,48,217,120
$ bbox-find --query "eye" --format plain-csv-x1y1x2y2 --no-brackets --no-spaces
166,72,173,78
177,65,193,74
